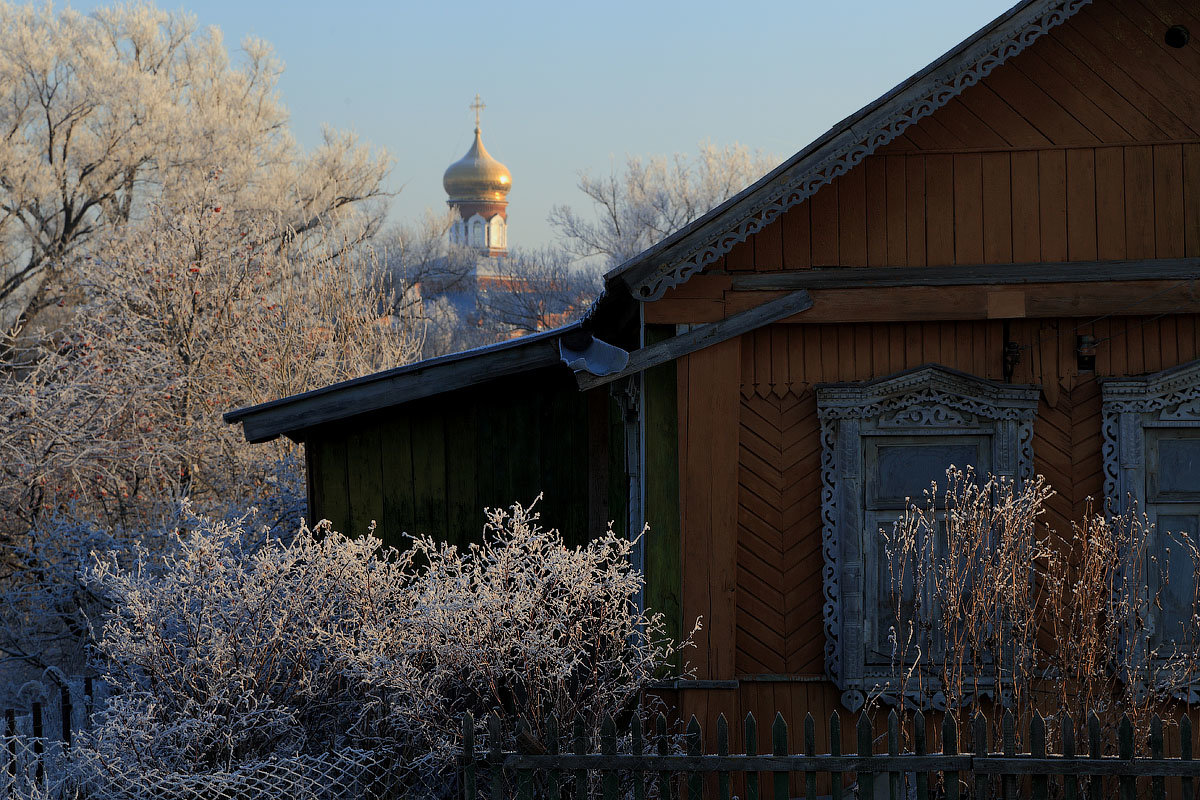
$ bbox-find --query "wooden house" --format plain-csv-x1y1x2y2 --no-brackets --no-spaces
227,0,1200,753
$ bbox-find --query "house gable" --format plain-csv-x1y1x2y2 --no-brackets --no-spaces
620,0,1200,311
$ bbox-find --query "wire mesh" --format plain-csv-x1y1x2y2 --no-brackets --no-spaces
3,733,397,800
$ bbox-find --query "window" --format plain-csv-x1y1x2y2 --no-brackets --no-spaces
816,365,1038,711
1103,359,1200,665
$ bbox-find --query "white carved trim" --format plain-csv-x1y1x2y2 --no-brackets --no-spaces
817,365,1038,710
1101,359,1200,510
629,0,1091,301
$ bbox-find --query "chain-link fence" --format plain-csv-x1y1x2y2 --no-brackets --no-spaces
3,732,397,800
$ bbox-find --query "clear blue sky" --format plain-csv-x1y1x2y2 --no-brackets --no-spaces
80,0,1016,249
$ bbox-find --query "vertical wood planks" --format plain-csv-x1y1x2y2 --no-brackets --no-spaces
745,713,760,800
914,711,928,800
657,714,674,800
1183,715,1194,800
857,714,875,800
772,713,789,800
805,712,818,800
944,714,960,800
462,712,476,800
974,712,989,800
1066,148,1097,261
1031,712,1047,800
1011,151,1041,263
1125,146,1156,259
953,153,984,264
574,715,588,800
982,152,1013,263
1039,149,1068,262
830,712,844,800
1063,715,1079,800
601,715,617,800
489,714,503,800
1118,715,1134,800
680,338,740,680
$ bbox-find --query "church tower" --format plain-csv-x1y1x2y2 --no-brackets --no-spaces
443,95,512,257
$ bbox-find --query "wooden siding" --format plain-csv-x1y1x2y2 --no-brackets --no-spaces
306,369,610,553
674,314,1200,743
694,0,1200,277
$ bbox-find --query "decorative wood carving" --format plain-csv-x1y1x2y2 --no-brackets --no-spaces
629,0,1092,301
817,365,1038,711
1102,359,1200,513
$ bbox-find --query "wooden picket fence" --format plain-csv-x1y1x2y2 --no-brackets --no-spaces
460,709,1200,800
2,671,106,797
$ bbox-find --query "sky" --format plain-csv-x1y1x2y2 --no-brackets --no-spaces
78,0,1018,249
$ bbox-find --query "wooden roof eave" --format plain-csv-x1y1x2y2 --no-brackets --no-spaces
224,324,579,444
604,0,1092,302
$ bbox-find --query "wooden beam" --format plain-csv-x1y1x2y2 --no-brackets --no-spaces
574,290,813,391
230,338,562,443
695,280,1200,324
727,258,1200,291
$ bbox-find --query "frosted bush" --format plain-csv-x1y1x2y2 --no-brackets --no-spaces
80,500,689,793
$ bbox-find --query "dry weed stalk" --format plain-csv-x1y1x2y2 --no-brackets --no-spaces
881,467,1200,750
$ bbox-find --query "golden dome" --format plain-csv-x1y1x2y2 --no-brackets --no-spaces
443,126,512,203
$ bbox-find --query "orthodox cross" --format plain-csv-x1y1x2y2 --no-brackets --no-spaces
471,94,486,131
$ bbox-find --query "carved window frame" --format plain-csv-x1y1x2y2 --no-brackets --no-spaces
816,365,1039,711
1102,358,1200,697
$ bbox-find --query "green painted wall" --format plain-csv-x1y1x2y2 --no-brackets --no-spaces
306,367,611,553
643,325,683,671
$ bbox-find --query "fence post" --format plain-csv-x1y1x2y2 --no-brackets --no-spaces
944,713,959,800
888,710,900,800
857,713,874,800
656,714,674,800
1031,712,1047,800
1087,712,1102,800
489,713,504,800
1062,714,1078,800
462,712,476,800
772,712,788,800
745,713,759,800
913,710,927,800
1182,715,1194,800
513,720,532,800
1118,715,1134,800
1001,709,1016,800
601,715,618,800
717,714,731,800
831,712,844,800
1150,715,1164,800
547,714,561,800
804,712,817,800
973,711,989,800
631,714,644,800
686,717,702,800
573,714,588,800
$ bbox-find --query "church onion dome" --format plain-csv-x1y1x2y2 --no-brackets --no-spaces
443,126,512,203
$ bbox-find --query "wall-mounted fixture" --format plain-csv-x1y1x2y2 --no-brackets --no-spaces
1077,334,1097,373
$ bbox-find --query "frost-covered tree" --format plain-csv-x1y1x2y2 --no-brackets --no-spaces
0,2,391,329
549,141,777,268
0,181,420,673
477,246,600,335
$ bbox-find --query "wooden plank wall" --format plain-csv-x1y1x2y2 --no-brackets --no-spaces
706,0,1200,275
674,314,1200,761
306,369,605,553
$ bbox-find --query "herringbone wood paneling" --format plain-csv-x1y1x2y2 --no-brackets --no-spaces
736,391,824,676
